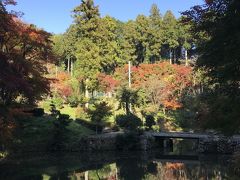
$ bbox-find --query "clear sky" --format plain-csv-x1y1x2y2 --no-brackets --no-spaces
7,0,204,34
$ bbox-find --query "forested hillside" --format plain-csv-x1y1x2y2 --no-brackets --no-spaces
1,0,240,156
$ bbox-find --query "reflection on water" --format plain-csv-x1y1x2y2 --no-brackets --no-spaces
0,140,238,180
0,151,237,180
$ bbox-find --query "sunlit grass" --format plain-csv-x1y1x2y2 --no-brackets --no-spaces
59,105,77,120
14,115,94,151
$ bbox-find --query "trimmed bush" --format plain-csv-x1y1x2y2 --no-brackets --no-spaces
52,97,63,109
75,119,103,133
41,100,52,112
145,115,156,130
27,108,44,117
116,114,142,131
67,95,80,107
49,114,71,151
75,107,89,120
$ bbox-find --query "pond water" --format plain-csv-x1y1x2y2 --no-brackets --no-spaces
0,140,239,180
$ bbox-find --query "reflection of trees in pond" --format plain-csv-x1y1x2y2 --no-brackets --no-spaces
116,157,158,180
144,162,229,180
48,171,69,180
183,164,229,180
117,158,145,180
0,152,235,180
87,164,117,180
172,139,198,155
43,159,235,180
143,162,185,180
115,159,230,180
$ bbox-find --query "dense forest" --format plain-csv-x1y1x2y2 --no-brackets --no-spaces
0,0,240,156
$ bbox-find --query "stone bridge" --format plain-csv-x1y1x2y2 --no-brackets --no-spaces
74,131,240,154
144,131,240,154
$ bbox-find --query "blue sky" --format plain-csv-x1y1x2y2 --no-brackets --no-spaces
7,0,204,34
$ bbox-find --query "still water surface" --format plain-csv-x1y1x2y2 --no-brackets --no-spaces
0,150,237,180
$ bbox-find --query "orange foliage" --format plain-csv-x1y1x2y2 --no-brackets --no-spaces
114,62,193,110
98,73,119,93
165,163,185,170
163,100,182,110
0,8,54,104
57,72,71,82
51,72,73,99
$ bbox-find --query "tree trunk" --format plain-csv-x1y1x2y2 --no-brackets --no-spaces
67,57,70,74
93,90,97,97
185,49,188,66
116,167,118,180
74,173,81,180
163,107,166,115
84,171,88,180
169,49,172,64
85,79,89,108
126,101,130,115
108,91,112,98
128,61,131,88
173,49,176,64
55,65,58,78
71,59,73,76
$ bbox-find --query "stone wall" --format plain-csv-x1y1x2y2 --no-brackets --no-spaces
70,133,156,152
71,135,118,152
70,133,240,154
198,136,240,154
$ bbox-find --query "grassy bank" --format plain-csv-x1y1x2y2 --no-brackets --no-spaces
12,114,94,152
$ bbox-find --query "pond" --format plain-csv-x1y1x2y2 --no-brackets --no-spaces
0,140,238,180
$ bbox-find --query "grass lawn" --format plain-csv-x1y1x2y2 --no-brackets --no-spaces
13,114,94,151
59,105,77,120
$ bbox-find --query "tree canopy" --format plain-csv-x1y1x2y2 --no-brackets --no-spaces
0,1,53,105
183,0,240,133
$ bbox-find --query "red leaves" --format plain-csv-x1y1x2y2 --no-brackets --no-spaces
114,62,193,110
51,72,73,99
205,0,214,5
59,86,73,98
98,73,119,92
0,8,53,104
57,72,71,82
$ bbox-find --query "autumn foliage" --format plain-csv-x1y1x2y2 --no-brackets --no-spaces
0,1,53,105
51,72,73,100
98,73,119,93
114,62,192,110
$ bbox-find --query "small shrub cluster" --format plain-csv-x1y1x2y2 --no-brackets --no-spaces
75,119,103,134
75,107,89,120
48,105,72,151
23,108,45,117
41,100,52,112
67,95,80,107
116,114,142,131
87,101,112,133
51,97,64,109
29,108,45,117
145,114,156,130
